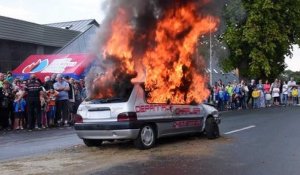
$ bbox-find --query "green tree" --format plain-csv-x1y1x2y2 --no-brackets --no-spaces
222,0,300,80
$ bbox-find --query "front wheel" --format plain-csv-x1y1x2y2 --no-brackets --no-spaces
205,117,220,139
83,139,103,147
134,125,156,150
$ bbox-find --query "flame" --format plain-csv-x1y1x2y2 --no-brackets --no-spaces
104,8,135,74
91,1,219,104
143,3,218,103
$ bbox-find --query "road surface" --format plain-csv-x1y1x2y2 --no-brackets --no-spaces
1,106,300,175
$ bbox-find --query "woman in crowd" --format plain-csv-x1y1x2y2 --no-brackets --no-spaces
257,79,265,108
264,80,272,107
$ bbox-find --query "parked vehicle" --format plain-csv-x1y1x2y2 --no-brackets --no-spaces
74,83,220,149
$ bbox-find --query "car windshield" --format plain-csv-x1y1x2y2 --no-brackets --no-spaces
85,83,134,104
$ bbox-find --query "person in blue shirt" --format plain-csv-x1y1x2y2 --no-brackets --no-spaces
13,91,26,130
53,74,70,126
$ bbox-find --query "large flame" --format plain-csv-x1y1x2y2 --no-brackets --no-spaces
91,0,219,104
143,3,218,103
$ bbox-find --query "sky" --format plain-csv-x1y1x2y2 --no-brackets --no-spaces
0,0,299,72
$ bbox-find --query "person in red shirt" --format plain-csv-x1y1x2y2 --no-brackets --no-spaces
264,80,271,107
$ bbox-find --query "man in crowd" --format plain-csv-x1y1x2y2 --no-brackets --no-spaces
26,74,43,130
53,74,70,126
247,79,256,108
64,76,75,125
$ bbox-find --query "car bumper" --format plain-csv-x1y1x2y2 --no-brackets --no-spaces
74,122,142,140
75,129,140,140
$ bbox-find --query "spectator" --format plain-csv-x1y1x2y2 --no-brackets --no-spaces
225,82,234,109
80,79,87,100
65,76,75,125
44,76,52,91
6,71,14,84
0,73,4,88
47,88,58,127
282,81,289,106
74,81,82,114
0,80,14,130
233,82,242,109
13,91,26,130
264,80,272,107
252,87,260,109
53,74,70,126
217,87,225,111
241,80,248,109
291,86,298,105
40,91,48,128
257,79,265,108
26,74,43,130
247,79,256,108
287,77,296,105
272,82,280,106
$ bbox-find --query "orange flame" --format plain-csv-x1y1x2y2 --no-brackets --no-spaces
143,3,218,103
92,1,219,104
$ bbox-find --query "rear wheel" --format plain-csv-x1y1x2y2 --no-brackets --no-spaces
205,117,220,139
83,139,103,147
134,125,156,150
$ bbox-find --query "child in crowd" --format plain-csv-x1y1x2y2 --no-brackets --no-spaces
291,86,299,105
47,88,58,127
272,85,280,106
13,91,26,130
40,91,48,128
252,87,260,109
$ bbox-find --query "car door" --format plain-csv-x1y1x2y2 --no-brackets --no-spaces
171,104,205,134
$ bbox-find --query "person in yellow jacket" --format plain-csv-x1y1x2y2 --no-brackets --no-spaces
252,87,261,108
291,86,299,105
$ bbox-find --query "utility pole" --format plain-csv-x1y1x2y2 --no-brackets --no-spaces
209,18,213,86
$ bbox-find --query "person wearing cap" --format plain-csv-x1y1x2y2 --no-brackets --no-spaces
53,74,70,126
25,74,44,130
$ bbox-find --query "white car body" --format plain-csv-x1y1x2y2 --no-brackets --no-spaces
74,83,220,148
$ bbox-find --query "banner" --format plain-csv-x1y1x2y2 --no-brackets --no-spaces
12,54,93,81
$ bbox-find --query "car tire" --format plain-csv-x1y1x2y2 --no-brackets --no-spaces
83,139,103,147
205,117,220,139
134,124,156,150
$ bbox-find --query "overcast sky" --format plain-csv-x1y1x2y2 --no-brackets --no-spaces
0,0,299,72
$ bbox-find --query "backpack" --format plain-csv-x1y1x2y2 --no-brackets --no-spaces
292,89,298,97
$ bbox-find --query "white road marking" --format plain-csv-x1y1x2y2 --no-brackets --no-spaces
224,125,256,135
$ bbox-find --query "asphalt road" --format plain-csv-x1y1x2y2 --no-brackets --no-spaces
95,106,300,175
0,127,82,161
1,106,300,175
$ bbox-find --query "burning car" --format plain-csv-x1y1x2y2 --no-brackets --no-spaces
74,82,220,149
75,0,222,149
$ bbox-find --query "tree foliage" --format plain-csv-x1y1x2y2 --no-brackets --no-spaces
222,0,300,80
280,70,300,83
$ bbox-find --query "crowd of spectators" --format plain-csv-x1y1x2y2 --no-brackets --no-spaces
0,72,86,131
1,70,300,131
209,77,300,111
